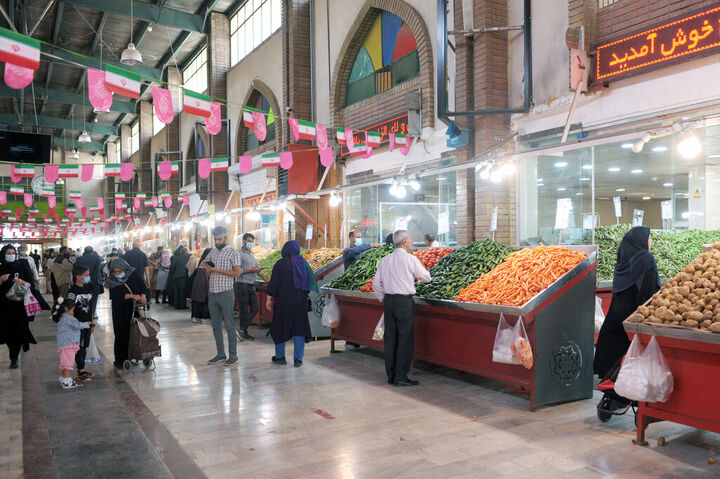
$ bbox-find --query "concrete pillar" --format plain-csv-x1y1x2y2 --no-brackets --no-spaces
139,101,153,195
207,12,231,207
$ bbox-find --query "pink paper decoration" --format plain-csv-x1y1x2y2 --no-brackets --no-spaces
120,162,134,181
320,148,334,167
87,69,113,112
252,111,267,141
23,194,32,207
81,164,94,182
163,195,172,208
133,198,141,210
400,137,413,156
205,102,222,135
0,192,6,205
345,129,354,150
4,63,34,89
45,165,58,183
9,165,20,183
389,132,396,152
180,194,189,206
152,196,158,208
158,161,172,181
16,208,22,219
238,155,252,174
279,151,293,170
115,199,123,211
198,158,212,179
316,125,328,150
362,146,373,159
81,207,87,218
288,117,300,142
75,198,83,209
152,86,174,125
97,198,104,211
48,196,56,208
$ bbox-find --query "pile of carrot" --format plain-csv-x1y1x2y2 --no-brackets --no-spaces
455,246,586,306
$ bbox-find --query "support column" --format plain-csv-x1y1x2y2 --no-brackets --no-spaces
207,12,231,208
138,101,153,195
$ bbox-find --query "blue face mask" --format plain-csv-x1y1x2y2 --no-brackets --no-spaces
4,254,15,263
355,238,363,246
82,276,91,284
246,242,254,250
114,272,126,280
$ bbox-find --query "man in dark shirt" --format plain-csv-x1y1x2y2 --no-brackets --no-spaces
68,263,95,383
124,239,150,290
30,249,41,270
77,245,103,319
342,229,379,269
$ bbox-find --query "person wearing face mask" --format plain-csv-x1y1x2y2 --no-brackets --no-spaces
234,233,268,340
342,228,380,270
54,246,75,299
106,258,146,369
0,244,36,369
18,244,39,288
205,226,243,366
67,264,94,382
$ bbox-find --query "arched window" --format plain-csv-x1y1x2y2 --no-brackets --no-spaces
244,93,276,151
345,11,419,106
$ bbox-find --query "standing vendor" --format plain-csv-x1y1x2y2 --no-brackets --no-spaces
342,228,380,269
235,233,268,341
424,234,440,248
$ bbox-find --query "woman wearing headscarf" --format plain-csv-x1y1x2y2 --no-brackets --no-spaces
154,249,171,304
594,226,660,378
0,245,36,368
106,258,147,369
265,241,318,367
189,248,211,324
168,245,191,310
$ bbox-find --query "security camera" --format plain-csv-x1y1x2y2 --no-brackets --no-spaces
285,107,293,114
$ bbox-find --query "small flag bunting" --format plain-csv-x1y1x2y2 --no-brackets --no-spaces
9,186,23,195
0,28,41,70
261,153,280,167
183,89,212,118
105,64,141,99
69,191,82,200
58,165,79,178
13,164,34,178
210,158,229,172
105,163,121,177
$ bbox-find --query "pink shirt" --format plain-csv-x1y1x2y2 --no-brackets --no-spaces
373,248,431,302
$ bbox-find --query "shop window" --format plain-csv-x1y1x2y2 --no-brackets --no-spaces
345,11,420,106
243,92,276,152
230,0,282,66
183,48,208,94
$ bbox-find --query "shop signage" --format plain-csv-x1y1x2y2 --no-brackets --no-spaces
490,207,498,232
661,200,673,220
243,191,277,208
438,211,449,235
340,114,409,156
613,196,622,218
305,223,314,240
596,6,720,81
554,198,572,230
632,209,645,227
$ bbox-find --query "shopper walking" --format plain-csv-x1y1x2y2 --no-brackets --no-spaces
148,246,162,298
67,264,94,383
0,245,37,369
77,246,103,319
44,249,55,294
373,230,431,386
124,239,150,290
265,240,318,367
205,226,242,367
189,248,211,324
106,258,146,370
235,233,268,341
54,246,75,299
18,244,39,289
168,245,190,310
53,299,89,389
154,249,171,304
594,226,660,378
30,250,41,271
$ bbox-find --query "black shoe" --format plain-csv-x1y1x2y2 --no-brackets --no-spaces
393,379,420,387
239,330,255,341
155,300,160,304
387,377,394,385
9,359,18,369
294,359,303,367
271,356,287,365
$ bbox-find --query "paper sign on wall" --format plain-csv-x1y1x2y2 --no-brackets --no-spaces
632,209,645,227
582,213,597,230
305,223,314,240
438,211,449,235
394,217,408,232
554,198,572,230
490,207,498,232
613,196,622,218
661,200,672,220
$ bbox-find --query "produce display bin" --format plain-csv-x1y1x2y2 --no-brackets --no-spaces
623,321,720,445
596,280,613,316
322,245,598,410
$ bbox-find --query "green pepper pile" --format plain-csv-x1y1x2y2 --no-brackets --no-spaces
327,244,395,290
415,239,512,299
259,248,308,278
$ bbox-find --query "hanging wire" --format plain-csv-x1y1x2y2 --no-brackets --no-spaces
72,4,120,62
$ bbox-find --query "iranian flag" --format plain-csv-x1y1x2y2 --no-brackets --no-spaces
69,190,82,200
41,186,54,197
366,131,382,148
58,165,79,178
183,89,211,118
105,163,121,177
210,158,229,171
28,209,39,215
157,161,179,175
261,153,280,167
0,28,41,70
243,107,263,128
143,199,153,207
105,65,141,99
115,192,127,200
135,192,147,199
27,217,36,223
336,127,347,145
349,143,368,157
14,164,35,178
9,186,23,195
43,218,52,224
296,120,316,141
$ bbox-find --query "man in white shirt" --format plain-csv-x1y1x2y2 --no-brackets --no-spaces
373,230,431,387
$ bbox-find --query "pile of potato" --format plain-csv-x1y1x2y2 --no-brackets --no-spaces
627,243,720,333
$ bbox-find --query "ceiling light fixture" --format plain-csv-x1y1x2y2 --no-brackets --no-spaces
329,191,341,207
68,148,79,160
663,182,673,187
554,161,568,168
246,211,261,222
616,188,626,192
580,177,590,181
621,143,634,149
631,169,643,174
557,187,567,191
582,165,593,170
677,130,702,159
642,196,652,200
652,146,668,153
608,167,620,172
78,130,91,143
121,1,143,65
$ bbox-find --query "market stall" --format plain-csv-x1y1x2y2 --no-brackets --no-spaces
322,245,598,410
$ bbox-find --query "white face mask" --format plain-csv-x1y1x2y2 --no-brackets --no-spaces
355,237,363,246
245,242,254,250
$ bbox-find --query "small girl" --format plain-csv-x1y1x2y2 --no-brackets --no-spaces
53,298,91,389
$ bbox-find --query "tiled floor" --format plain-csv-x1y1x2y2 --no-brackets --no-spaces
4,293,720,478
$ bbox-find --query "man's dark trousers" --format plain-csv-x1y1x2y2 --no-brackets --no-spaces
235,282,259,331
383,294,414,384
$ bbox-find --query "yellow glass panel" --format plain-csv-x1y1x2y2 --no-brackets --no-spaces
362,16,383,71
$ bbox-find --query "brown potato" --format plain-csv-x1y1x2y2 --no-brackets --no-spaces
683,319,700,328
627,313,643,323
703,319,713,328
711,322,720,333
637,306,650,317
685,311,704,322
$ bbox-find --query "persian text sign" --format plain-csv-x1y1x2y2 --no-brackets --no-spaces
596,6,720,80
340,114,408,156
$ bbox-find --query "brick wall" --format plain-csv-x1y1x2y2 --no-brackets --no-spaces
282,0,312,147
569,0,597,47
597,0,717,43
208,12,230,206
138,101,153,196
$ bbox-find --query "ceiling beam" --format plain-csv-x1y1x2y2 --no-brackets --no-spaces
39,1,64,113
63,0,205,33
0,114,117,135
0,85,135,113
51,136,105,152
43,44,163,81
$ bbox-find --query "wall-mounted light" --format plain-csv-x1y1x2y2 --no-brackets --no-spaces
329,191,341,207
677,131,702,159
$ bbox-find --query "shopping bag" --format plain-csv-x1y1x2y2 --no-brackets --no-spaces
510,317,533,369
372,314,384,341
23,290,42,316
6,274,27,301
595,296,606,332
492,313,518,364
614,335,650,401
86,334,102,364
640,336,673,402
321,294,340,328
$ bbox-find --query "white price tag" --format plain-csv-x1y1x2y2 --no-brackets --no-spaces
554,198,572,230
394,217,408,232
305,223,314,240
490,207,498,232
613,196,622,218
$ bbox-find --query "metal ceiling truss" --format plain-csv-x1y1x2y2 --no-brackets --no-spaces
0,113,117,135
0,85,135,113
63,0,205,33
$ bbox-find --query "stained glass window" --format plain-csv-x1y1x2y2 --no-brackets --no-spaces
244,92,276,152
345,11,420,106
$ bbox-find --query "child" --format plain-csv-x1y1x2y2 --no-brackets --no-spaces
54,298,91,389
67,263,95,383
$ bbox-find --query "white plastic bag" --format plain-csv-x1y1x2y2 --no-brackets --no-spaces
510,318,533,370
86,334,102,364
615,336,673,403
492,314,517,364
594,296,606,332
372,314,384,340
321,295,340,328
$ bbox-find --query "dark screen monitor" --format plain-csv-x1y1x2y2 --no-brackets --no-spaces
0,131,51,164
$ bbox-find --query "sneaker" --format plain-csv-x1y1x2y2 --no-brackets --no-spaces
271,356,287,365
239,330,255,341
78,370,94,379
76,372,92,383
201,319,209,324
294,359,303,368
62,380,81,389
9,359,18,369
191,318,201,323
207,355,227,365
225,357,239,366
